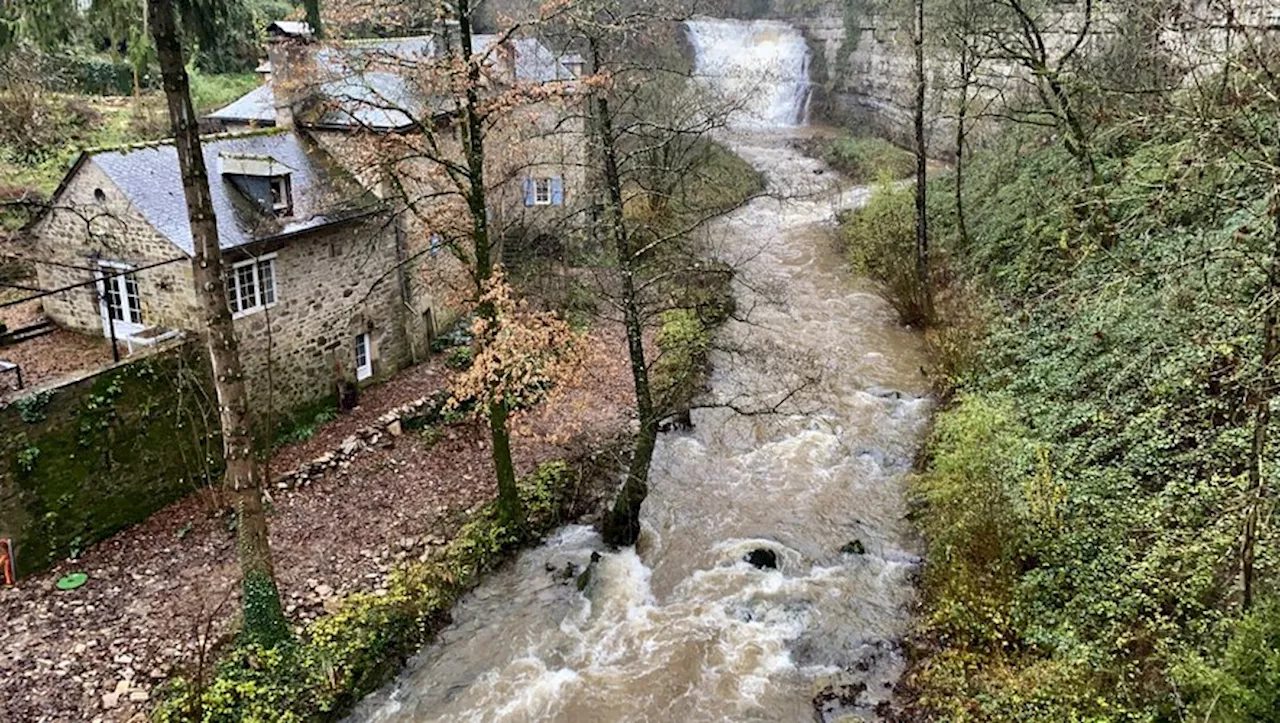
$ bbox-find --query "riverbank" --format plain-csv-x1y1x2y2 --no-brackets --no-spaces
0,327,635,722
833,112,1280,719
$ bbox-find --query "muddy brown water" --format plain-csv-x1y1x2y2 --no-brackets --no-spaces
348,131,931,722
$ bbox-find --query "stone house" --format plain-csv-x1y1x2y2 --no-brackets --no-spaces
25,129,433,413
208,28,589,269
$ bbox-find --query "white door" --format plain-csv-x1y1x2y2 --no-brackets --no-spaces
97,262,145,339
354,332,373,382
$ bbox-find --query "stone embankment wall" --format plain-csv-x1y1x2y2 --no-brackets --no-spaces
0,342,219,577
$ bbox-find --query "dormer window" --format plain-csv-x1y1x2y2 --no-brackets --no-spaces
218,152,297,217
269,175,293,216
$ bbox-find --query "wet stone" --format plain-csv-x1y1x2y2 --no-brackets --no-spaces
745,548,778,569
840,540,866,556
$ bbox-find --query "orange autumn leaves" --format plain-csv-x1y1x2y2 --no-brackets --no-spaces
448,271,583,417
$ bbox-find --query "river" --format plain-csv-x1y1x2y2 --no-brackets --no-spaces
348,128,931,722
348,17,932,722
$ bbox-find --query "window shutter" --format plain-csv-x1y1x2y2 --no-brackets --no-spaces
551,176,564,206
523,177,535,207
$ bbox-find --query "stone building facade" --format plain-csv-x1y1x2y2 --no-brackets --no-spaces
212,29,590,272
27,131,417,413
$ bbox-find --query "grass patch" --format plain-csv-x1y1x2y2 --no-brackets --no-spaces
798,133,915,184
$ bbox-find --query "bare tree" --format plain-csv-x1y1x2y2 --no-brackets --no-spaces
285,0,584,527
149,0,289,645
558,0,767,545
913,0,932,318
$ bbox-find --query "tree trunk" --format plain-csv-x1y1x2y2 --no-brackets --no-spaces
149,0,290,647
954,51,970,248
590,39,658,547
304,0,323,39
914,0,932,320
1243,177,1280,611
456,0,522,527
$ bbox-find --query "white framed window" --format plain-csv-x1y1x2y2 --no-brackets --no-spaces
534,177,552,205
269,176,292,216
226,255,277,318
354,332,373,381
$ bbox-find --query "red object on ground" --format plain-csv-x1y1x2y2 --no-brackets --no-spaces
0,538,14,586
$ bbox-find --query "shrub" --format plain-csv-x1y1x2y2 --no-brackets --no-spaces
840,181,933,326
652,308,710,410
914,394,1040,650
1176,600,1280,722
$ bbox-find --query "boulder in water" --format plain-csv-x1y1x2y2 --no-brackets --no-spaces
745,548,778,569
576,552,603,592
866,386,913,401
841,540,866,556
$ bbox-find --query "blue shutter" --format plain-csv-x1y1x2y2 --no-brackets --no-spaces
523,177,535,207
551,176,564,206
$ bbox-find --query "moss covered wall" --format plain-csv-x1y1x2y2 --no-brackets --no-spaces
0,342,220,577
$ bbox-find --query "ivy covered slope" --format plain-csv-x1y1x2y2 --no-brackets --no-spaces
847,120,1280,718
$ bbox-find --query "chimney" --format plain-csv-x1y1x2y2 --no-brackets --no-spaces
266,34,316,130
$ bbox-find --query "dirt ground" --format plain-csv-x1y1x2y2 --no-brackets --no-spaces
0,297,117,397
0,326,635,723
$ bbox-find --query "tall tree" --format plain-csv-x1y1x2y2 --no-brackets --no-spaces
148,0,290,646
562,1,763,546
454,0,523,526
913,0,932,319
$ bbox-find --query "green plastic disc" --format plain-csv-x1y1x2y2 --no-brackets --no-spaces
56,572,88,590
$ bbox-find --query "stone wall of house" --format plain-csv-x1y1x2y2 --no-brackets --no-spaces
31,159,419,416
227,216,415,413
309,95,590,274
30,160,199,336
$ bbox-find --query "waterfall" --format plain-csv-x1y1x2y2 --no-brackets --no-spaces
685,18,813,129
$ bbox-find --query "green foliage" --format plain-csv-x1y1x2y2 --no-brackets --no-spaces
839,180,935,325
807,134,915,183
676,139,766,218
186,70,259,114
1176,599,1280,722
652,309,711,411
443,345,475,371
272,402,339,449
153,461,577,723
904,89,1280,718
15,444,41,475
16,390,53,423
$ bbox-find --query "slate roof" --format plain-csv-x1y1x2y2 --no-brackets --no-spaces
208,82,277,125
81,130,376,255
211,34,578,130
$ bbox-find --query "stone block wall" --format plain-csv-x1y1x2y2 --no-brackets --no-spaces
0,342,218,577
30,160,199,336
226,216,414,413
787,0,1280,157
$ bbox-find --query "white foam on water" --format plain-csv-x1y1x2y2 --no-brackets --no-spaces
685,19,813,129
